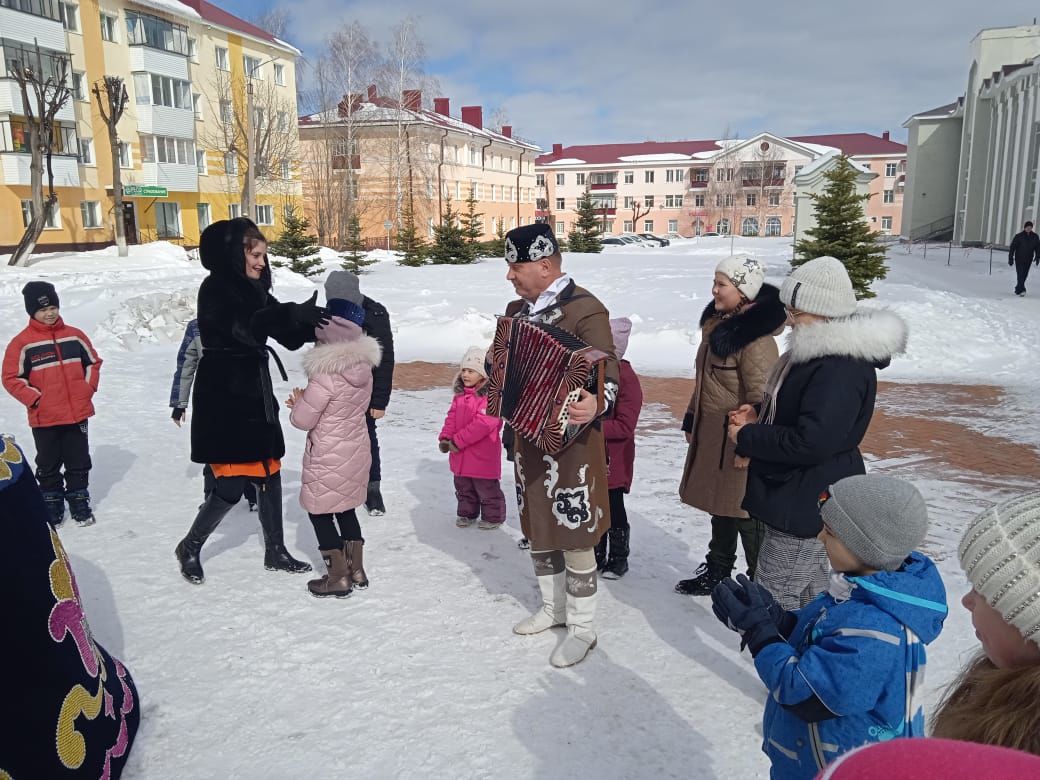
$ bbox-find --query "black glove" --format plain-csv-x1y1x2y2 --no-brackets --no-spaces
1009,257,1015,267
171,407,185,421
711,576,785,657
292,291,331,329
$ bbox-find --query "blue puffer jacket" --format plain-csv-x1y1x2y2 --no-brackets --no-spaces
754,552,947,779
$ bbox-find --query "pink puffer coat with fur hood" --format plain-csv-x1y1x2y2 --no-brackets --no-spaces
290,316,381,514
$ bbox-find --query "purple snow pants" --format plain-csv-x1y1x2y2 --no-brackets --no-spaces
454,476,506,524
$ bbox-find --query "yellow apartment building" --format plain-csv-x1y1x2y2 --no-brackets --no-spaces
0,0,301,253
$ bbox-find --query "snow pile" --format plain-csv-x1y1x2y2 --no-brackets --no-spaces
95,289,198,350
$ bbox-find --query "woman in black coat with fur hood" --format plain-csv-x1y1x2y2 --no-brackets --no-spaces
677,255,785,595
176,218,330,584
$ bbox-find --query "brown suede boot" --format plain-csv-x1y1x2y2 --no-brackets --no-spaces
345,540,368,589
307,548,353,598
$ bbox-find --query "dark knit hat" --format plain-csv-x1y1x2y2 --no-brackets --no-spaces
23,281,60,317
820,474,929,571
325,270,364,306
505,223,560,263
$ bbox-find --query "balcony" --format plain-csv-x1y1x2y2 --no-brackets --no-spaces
742,178,785,188
590,182,617,191
138,161,198,192
1,151,80,186
0,79,75,122
136,104,194,138
129,46,189,80
592,207,616,216
688,179,709,189
331,154,361,170
0,2,67,51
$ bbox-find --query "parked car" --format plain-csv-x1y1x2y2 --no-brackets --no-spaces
601,236,626,247
638,233,670,246
665,232,687,241
699,231,721,237
619,234,654,247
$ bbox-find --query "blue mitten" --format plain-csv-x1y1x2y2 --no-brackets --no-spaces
711,577,785,657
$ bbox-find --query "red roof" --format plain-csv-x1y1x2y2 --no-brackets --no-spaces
176,0,283,46
535,132,906,165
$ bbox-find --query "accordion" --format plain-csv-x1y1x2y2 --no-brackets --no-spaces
486,316,609,454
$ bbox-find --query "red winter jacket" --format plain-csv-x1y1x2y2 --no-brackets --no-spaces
439,382,503,480
2,317,102,428
603,360,642,491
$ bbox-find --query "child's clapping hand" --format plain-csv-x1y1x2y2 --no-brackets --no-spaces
285,387,303,408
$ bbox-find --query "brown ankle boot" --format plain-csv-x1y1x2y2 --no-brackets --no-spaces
307,548,353,598
345,540,368,589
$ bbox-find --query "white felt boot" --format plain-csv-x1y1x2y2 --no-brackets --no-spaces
513,571,566,635
550,577,599,668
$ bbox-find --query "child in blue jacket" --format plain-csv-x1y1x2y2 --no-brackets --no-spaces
712,474,947,779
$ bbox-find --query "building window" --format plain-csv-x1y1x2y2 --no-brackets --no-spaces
229,203,241,219
126,11,189,54
243,55,263,79
187,36,198,59
885,162,897,177
197,202,211,230
668,219,678,233
100,12,118,42
644,220,654,232
693,219,704,236
220,100,233,124
881,216,893,231
716,218,730,235
78,137,93,164
277,111,288,132
555,198,565,210
255,204,273,225
21,200,61,229
281,159,290,179
883,189,895,204
645,170,654,183
768,191,780,207
118,141,132,168
71,71,86,100
717,168,733,182
215,46,229,71
765,216,781,237
555,173,564,186
274,63,285,86
622,220,633,232
224,152,237,175
80,200,101,228
555,221,564,236
144,136,193,164
744,192,756,207
693,193,705,207
489,184,496,201
60,2,79,31
536,173,545,187
693,168,708,182
741,217,759,236
624,171,633,184
643,195,654,208
192,93,203,119
149,74,191,109
575,172,586,185
155,202,180,238
196,149,207,174
665,194,682,207
666,168,684,183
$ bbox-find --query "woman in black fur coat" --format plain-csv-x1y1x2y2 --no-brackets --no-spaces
176,218,330,584
676,255,785,595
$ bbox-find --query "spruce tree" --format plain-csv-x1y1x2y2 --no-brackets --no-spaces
428,197,473,264
484,218,508,258
340,213,376,273
396,195,427,267
568,188,603,254
793,155,888,299
461,191,484,261
269,205,323,277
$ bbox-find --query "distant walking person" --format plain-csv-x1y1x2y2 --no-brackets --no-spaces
1009,220,1040,296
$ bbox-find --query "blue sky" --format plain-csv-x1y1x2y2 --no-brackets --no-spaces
223,0,1040,151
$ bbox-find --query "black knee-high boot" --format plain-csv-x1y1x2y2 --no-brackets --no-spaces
176,494,236,584
257,473,311,573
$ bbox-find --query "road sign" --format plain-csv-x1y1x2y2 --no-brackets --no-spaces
123,184,168,197
383,220,393,230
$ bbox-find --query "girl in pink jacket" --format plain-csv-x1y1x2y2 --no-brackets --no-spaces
287,293,381,599
439,346,506,529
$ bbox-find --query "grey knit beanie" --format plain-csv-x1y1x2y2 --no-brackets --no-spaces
821,474,928,571
959,491,1040,647
779,256,857,318
325,270,363,307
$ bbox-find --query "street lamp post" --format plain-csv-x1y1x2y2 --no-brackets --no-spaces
243,56,280,221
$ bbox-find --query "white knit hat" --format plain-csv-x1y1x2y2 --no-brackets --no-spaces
715,254,766,301
959,491,1040,647
459,345,488,378
779,256,857,318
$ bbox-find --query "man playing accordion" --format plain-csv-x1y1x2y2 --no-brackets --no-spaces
499,223,619,667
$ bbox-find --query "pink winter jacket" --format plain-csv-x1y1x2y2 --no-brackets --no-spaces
290,317,381,514
439,381,503,480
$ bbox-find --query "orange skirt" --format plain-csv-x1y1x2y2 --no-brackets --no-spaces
210,459,281,479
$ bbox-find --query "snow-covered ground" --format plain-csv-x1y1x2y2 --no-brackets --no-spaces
0,238,1036,778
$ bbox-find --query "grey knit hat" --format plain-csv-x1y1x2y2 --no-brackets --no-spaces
959,491,1040,647
780,256,857,318
325,270,363,307
821,474,928,571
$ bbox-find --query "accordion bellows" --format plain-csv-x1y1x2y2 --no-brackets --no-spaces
486,317,608,454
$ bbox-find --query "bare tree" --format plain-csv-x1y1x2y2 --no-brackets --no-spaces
92,76,129,257
707,127,744,248
250,6,290,39
629,195,651,233
8,43,72,267
205,69,298,219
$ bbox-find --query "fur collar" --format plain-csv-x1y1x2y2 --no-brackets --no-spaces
453,376,489,396
788,308,908,367
301,334,381,378
699,283,786,358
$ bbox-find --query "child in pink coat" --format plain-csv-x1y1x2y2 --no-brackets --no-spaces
287,289,381,598
439,345,506,529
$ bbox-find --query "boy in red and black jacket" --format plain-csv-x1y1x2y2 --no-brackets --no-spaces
3,281,102,525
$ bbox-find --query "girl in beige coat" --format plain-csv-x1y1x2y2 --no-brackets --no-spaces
676,255,785,595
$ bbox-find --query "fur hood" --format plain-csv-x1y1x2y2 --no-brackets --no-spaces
699,283,786,358
788,308,908,367
301,334,381,378
452,376,489,396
